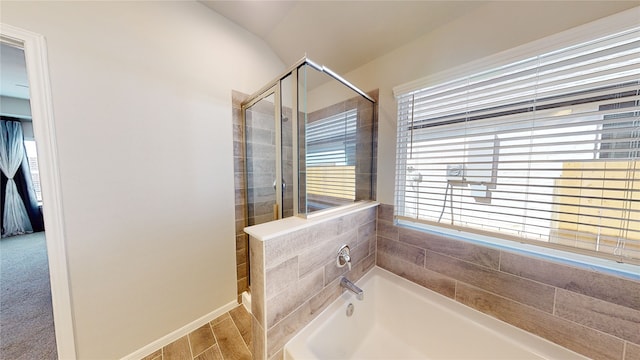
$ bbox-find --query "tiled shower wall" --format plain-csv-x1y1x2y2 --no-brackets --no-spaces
232,89,378,299
249,205,377,360
243,100,294,225
232,91,250,299
377,203,640,360
232,91,295,300
244,100,278,226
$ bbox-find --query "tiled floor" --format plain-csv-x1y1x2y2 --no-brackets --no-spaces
141,305,252,360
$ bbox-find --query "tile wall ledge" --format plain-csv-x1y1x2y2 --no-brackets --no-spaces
244,201,379,242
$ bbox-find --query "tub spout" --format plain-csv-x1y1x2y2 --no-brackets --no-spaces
340,277,364,300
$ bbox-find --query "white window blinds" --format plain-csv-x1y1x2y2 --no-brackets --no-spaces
306,109,357,200
395,26,640,263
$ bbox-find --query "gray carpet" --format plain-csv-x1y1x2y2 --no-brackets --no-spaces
1,232,57,360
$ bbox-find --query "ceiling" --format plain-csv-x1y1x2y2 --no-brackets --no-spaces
202,1,487,75
0,43,30,99
2,1,486,100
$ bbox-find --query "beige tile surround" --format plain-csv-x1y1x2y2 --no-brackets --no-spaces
135,199,638,360
248,204,377,360
377,203,640,360
244,196,637,360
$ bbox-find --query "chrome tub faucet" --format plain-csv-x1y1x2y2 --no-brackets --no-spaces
340,277,364,301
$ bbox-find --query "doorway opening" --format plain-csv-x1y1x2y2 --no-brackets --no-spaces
0,25,76,359
0,37,55,360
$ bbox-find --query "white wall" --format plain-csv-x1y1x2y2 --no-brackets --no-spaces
1,1,284,358
311,1,639,204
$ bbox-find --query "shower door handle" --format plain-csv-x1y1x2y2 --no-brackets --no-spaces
273,179,286,191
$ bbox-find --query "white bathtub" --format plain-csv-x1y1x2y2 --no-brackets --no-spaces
285,267,587,360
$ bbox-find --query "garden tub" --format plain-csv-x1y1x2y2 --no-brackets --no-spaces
284,267,586,359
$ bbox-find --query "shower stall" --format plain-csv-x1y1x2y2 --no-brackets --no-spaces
242,58,376,227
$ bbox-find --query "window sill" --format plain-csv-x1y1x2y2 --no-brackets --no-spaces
397,219,640,281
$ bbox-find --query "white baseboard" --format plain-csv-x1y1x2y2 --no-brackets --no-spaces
120,300,239,360
241,291,251,314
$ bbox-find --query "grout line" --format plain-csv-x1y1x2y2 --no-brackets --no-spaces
186,333,194,360
374,234,378,265
454,280,458,300
192,344,217,360
552,288,558,315
209,321,222,360
191,321,220,359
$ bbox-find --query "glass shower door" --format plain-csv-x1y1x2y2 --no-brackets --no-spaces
245,87,281,225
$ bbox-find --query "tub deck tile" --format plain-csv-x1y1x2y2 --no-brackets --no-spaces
309,278,342,315
378,203,394,222
399,226,500,269
267,302,312,359
555,289,640,345
265,256,298,299
297,229,357,278
377,219,398,240
266,268,323,327
252,316,266,360
357,220,376,247
456,283,625,360
377,236,425,267
499,252,640,311
625,342,640,360
346,253,376,284
377,250,456,298
426,251,555,313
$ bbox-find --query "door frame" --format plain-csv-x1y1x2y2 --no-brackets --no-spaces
0,23,76,359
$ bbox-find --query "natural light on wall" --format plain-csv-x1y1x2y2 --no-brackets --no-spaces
394,22,639,264
24,140,42,203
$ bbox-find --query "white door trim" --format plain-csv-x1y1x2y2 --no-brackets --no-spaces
0,23,77,359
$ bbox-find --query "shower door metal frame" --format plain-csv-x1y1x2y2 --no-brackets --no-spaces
245,57,374,106
290,70,299,216
241,56,375,220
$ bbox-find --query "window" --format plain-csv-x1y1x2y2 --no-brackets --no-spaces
395,25,639,263
306,109,357,203
599,100,640,159
23,140,42,203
